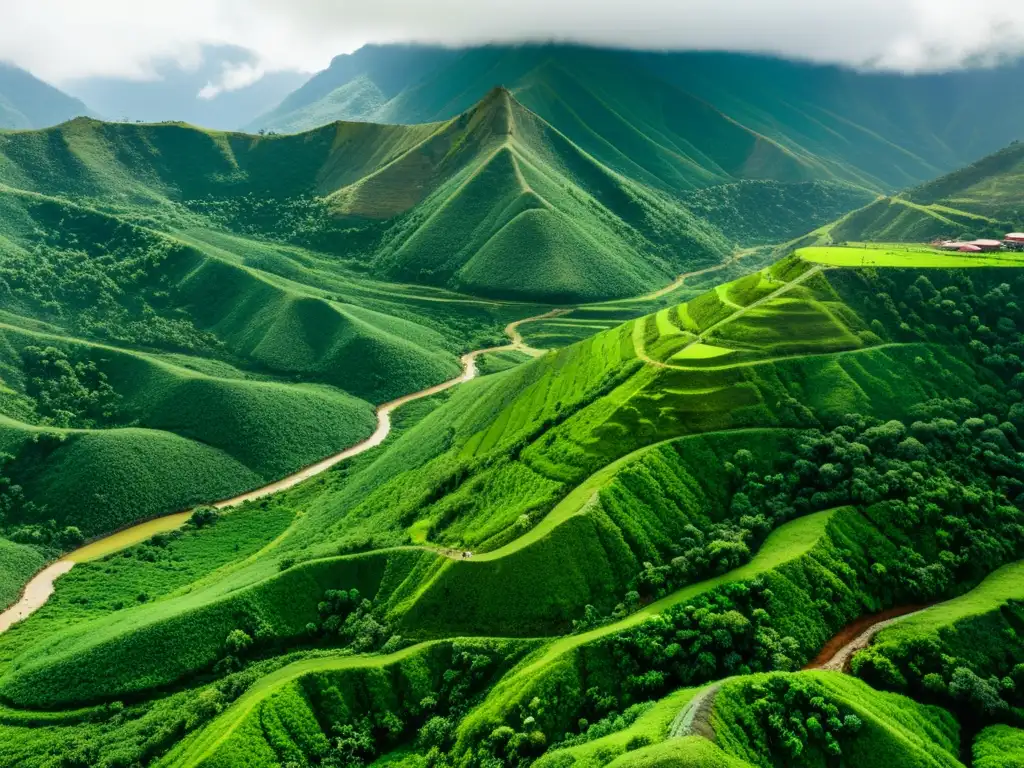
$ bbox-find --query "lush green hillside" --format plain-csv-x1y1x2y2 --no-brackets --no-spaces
2,250,1024,767
0,102,561,577
0,89,733,303
0,63,92,130
832,142,1024,242
712,672,962,767
974,726,1024,768
254,44,1024,191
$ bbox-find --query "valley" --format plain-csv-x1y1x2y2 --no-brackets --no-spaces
0,38,1023,768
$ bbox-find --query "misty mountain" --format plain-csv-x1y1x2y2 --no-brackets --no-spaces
63,45,309,130
0,62,92,129
251,43,1024,190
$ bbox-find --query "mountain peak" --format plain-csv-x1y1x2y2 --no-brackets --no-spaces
465,86,520,138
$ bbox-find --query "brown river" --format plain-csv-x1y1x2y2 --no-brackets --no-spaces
0,312,559,634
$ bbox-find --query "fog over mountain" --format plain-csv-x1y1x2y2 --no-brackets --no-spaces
2,0,1023,91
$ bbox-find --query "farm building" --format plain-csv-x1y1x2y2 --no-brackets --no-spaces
1005,233,1024,251
958,244,983,253
970,239,1004,252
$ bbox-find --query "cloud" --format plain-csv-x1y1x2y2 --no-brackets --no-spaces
198,61,267,100
2,0,1023,85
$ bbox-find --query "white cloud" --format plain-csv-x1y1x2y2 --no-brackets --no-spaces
197,61,267,100
1,0,1023,85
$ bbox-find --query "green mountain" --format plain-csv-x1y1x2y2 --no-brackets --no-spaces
0,63,92,129
0,89,734,303
3,53,1024,768
0,106,543,546
833,141,1024,242
1,245,1023,768
253,44,1024,191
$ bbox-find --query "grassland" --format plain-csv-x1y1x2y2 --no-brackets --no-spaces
798,244,1024,268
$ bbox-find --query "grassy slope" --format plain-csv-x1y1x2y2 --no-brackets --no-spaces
799,244,1024,268
974,726,1024,768
3,257,1023,763
164,510,834,767
0,113,558,542
0,257,1002,704
871,560,1024,644
831,142,1024,243
333,86,731,302
712,672,962,768
0,322,377,534
0,90,734,306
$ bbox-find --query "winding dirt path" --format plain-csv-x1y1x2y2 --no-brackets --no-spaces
668,683,721,740
805,605,925,672
634,264,824,368
0,309,561,634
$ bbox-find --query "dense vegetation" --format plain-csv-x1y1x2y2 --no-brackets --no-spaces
4,56,1024,766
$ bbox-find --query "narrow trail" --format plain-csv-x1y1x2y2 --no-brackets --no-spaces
0,309,563,635
665,602,926,744
668,683,721,740
589,248,762,308
634,265,825,368
805,605,925,673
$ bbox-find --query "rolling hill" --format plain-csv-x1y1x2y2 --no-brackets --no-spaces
0,63,92,129
252,44,1024,191
4,50,1024,768
832,141,1024,242
1,246,1023,768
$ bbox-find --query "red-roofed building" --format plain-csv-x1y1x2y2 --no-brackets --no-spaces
970,239,1004,251
959,244,983,253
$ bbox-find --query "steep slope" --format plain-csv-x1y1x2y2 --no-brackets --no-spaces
255,44,1024,191
257,45,818,192
0,63,92,129
832,141,1024,242
248,44,459,132
332,87,731,301
1,251,1024,766
0,91,731,303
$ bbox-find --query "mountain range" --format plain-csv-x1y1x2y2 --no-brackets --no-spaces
0,62,91,129
251,44,1024,191
63,45,310,130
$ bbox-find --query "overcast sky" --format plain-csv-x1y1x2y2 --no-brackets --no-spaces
3,0,1024,92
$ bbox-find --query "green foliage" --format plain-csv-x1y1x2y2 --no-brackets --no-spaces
681,181,874,245
0,536,45,610
21,345,121,428
713,672,961,768
974,725,1024,768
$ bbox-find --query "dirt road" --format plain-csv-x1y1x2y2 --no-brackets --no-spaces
0,308,560,634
